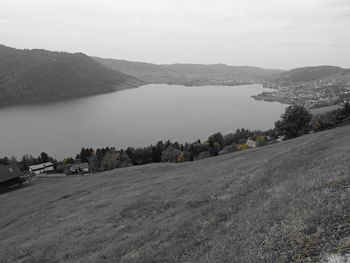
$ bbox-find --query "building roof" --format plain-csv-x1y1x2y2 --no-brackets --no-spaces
28,162,54,171
0,163,23,183
246,139,257,147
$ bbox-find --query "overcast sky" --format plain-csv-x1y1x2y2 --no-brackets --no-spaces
1,0,350,69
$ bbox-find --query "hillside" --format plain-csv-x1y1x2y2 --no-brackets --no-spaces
270,65,350,85
92,57,284,86
255,66,350,108
0,45,144,107
272,66,345,83
1,126,349,262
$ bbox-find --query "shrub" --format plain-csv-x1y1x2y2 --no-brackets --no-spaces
255,136,267,147
208,132,224,156
209,141,222,156
236,144,249,151
311,103,350,132
193,142,210,157
177,151,191,162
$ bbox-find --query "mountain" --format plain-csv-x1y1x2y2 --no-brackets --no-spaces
271,65,348,83
93,57,284,86
0,45,144,107
1,125,349,262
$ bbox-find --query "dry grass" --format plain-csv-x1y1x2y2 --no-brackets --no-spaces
1,126,350,262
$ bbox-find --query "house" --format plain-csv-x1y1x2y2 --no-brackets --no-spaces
0,163,23,185
70,163,89,174
246,138,257,148
277,135,286,142
28,162,54,175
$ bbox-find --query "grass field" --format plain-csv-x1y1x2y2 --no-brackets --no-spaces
1,126,349,262
310,105,343,115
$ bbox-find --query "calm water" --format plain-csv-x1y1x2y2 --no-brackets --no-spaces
0,84,287,159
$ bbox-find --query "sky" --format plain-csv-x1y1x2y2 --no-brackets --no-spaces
1,0,350,69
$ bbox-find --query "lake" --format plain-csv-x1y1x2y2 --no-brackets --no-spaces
0,84,287,159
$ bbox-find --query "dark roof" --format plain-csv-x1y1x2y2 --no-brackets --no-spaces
0,164,23,183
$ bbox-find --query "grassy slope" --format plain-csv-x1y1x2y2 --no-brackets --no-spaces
310,105,343,115
1,127,350,263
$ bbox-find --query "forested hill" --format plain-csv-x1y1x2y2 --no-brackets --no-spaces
92,56,284,86
270,65,350,83
0,45,144,107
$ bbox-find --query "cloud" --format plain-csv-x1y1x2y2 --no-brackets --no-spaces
324,0,350,7
0,19,10,24
1,0,350,68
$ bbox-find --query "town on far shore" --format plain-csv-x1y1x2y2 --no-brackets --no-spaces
253,78,350,109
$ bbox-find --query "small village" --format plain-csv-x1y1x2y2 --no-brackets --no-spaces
0,161,91,189
253,80,350,109
0,135,281,187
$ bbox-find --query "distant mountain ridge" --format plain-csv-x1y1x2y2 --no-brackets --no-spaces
0,45,144,107
2,44,349,108
270,65,350,83
92,57,284,86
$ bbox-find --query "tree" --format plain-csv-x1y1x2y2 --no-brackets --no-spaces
208,132,224,156
125,147,135,162
0,157,10,165
255,136,267,147
208,132,224,147
80,147,94,163
63,157,74,165
336,102,350,124
161,146,181,163
38,152,49,163
152,141,165,162
275,105,312,139
55,163,64,173
101,150,119,171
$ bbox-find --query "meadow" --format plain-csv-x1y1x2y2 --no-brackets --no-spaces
0,126,349,262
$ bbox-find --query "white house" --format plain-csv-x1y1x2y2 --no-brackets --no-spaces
246,138,257,148
277,135,286,142
29,162,54,175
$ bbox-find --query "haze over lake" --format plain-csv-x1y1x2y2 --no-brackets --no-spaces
0,84,287,159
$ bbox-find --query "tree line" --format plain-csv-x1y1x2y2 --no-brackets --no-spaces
2,103,350,174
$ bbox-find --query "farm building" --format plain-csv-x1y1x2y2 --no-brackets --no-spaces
0,163,23,185
70,163,89,174
28,162,54,175
246,138,257,148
